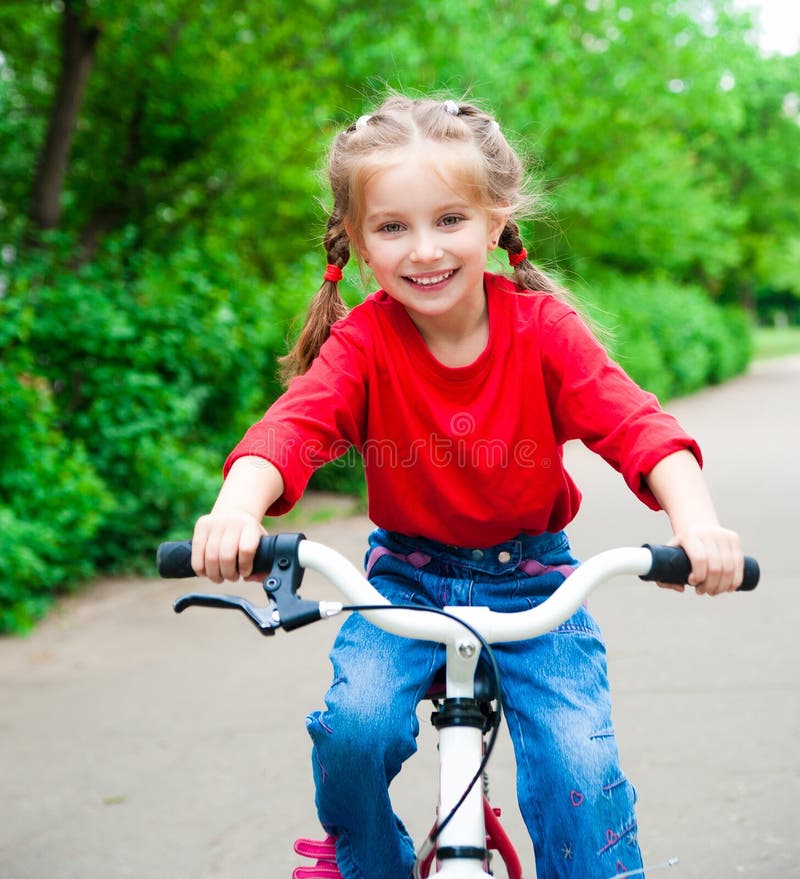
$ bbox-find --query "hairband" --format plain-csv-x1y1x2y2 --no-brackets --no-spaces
324,264,343,282
508,248,528,267
356,104,501,132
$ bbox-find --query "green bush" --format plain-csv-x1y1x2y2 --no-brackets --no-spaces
580,273,753,399
0,350,112,632
1,231,288,631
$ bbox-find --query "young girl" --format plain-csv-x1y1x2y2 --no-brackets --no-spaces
191,95,744,879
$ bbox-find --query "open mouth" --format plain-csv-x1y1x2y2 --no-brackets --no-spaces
405,269,456,287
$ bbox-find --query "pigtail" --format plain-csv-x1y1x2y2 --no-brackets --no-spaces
498,219,562,296
278,214,351,385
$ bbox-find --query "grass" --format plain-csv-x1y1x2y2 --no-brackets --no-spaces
753,325,800,360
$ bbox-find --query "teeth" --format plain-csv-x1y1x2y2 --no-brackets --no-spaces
409,271,454,286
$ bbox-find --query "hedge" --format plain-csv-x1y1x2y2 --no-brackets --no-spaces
579,272,752,400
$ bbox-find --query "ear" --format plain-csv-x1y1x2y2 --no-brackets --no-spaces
344,219,369,263
487,207,511,249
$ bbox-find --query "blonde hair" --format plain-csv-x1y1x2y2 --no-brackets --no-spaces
279,95,561,383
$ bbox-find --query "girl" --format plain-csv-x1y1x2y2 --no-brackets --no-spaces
191,95,744,879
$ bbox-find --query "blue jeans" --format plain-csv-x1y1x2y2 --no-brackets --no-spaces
306,529,643,879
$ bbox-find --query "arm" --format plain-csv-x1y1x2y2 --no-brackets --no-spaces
190,308,370,583
191,456,285,583
646,450,744,595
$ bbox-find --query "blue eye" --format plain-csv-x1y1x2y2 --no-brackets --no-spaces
441,215,462,227
380,222,404,233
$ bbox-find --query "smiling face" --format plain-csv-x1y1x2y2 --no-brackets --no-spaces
350,141,508,336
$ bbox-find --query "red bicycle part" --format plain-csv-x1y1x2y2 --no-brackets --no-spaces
418,797,523,879
483,798,523,879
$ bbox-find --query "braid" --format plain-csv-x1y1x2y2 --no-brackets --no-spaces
278,213,351,384
499,219,561,296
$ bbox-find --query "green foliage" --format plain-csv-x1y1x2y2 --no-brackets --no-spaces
0,336,111,632
0,230,283,631
581,273,753,400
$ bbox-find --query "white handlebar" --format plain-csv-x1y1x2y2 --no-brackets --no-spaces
299,541,654,645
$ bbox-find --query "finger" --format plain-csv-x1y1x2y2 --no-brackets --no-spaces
203,529,223,584
237,521,266,580
684,538,709,590
218,526,243,581
699,542,723,595
733,545,745,592
726,531,745,592
714,539,736,594
657,581,686,593
191,516,210,577
701,531,741,595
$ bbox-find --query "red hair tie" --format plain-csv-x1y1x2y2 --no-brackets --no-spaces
324,264,343,282
508,248,528,268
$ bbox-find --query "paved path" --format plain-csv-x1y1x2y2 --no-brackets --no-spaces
2,357,798,879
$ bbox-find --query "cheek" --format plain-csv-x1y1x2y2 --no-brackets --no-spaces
363,240,399,268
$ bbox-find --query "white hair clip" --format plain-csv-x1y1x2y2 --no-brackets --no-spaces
355,114,373,130
443,100,460,116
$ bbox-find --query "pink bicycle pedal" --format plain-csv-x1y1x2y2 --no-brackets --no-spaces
294,835,338,860
293,836,342,879
292,866,343,879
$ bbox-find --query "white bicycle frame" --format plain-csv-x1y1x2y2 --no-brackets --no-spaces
297,541,658,879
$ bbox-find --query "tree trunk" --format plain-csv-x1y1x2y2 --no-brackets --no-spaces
29,1,100,230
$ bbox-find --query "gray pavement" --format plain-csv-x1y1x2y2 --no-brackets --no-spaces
1,356,798,879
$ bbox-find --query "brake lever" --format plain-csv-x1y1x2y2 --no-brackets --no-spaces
173,593,280,635
172,534,328,634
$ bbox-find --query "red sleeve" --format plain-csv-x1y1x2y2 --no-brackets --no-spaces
540,306,702,510
223,320,369,516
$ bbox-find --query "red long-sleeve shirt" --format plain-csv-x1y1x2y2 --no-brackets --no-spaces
225,273,700,547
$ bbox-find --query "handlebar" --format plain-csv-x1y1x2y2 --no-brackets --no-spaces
158,535,759,643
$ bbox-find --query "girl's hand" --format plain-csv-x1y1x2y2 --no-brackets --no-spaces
646,451,744,595
190,456,284,583
660,525,744,595
191,509,268,583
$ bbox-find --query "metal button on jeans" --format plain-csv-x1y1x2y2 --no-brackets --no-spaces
498,550,512,564
471,549,484,560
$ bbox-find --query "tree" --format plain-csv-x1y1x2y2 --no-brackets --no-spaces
29,0,100,231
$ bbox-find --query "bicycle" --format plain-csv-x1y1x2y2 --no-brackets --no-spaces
157,534,759,879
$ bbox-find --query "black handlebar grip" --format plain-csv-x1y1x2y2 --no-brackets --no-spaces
641,544,760,591
156,536,282,579
157,541,195,578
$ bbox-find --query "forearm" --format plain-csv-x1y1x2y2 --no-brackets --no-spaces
645,449,720,533
211,456,285,519
645,449,742,594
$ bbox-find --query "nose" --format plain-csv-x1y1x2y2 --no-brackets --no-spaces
410,231,444,263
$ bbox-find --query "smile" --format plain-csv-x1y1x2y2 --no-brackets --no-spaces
406,270,456,287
